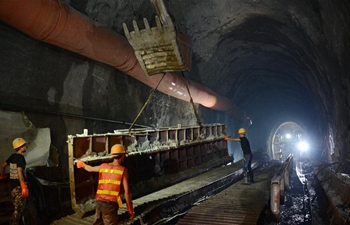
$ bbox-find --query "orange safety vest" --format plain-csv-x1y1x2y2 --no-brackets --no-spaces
95,163,125,208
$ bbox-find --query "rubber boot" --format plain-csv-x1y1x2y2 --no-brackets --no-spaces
244,172,249,184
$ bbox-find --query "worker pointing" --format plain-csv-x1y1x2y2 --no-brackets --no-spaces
0,137,29,225
76,144,134,224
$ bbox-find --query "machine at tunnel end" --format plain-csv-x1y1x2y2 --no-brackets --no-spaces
267,121,311,163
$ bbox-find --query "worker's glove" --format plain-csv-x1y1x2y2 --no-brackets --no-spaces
224,135,229,140
20,181,29,198
128,204,134,220
76,160,86,168
0,175,6,180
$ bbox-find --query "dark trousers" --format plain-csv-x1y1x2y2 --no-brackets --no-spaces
243,153,254,181
93,200,119,225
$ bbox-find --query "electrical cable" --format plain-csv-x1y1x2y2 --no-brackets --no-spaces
0,104,150,128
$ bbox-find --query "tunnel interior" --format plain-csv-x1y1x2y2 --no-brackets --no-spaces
0,0,350,223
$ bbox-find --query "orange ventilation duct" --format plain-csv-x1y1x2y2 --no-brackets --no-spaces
0,0,246,121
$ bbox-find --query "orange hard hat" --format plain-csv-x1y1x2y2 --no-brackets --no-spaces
110,144,126,155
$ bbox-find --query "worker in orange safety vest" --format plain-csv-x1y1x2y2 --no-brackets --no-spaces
76,144,134,224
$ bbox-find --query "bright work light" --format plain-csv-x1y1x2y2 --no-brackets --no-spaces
297,141,309,151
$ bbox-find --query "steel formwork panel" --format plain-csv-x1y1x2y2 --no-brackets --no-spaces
179,148,187,159
194,145,201,156
160,151,170,165
201,155,207,163
195,156,202,165
179,160,187,171
170,149,178,160
67,124,229,216
187,147,194,157
187,158,195,168
200,144,207,155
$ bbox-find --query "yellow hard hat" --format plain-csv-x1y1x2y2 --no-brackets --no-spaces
13,138,26,150
110,144,126,155
238,128,246,134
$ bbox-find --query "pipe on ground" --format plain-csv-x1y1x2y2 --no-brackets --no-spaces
0,0,246,121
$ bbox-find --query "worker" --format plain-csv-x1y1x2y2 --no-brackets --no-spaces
76,144,134,225
225,128,254,183
0,138,29,225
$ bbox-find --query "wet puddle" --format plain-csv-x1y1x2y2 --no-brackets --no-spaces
278,168,329,225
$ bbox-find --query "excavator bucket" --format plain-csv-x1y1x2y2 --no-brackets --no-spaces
123,0,192,76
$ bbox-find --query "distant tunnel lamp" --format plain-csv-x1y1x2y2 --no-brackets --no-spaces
297,141,309,151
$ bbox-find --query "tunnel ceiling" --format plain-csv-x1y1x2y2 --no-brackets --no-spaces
68,0,345,132
170,0,348,136
172,1,333,126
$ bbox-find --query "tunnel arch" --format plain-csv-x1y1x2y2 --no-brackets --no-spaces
205,14,335,163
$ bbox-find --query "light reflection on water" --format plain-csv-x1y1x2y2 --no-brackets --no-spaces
278,165,328,225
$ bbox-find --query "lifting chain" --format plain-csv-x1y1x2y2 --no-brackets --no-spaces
128,73,166,132
182,72,202,127
128,72,202,133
